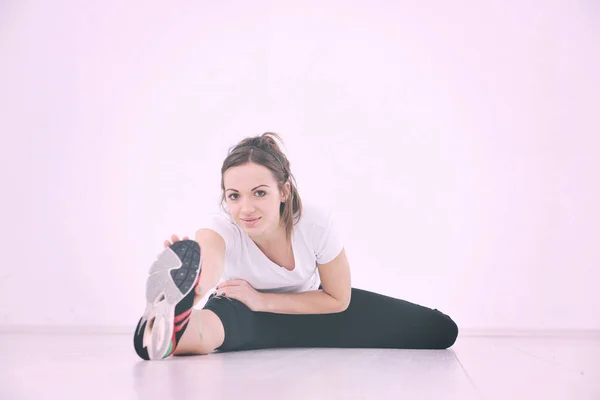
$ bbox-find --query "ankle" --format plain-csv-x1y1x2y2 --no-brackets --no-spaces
173,310,220,355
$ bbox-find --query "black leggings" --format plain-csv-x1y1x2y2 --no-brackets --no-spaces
202,286,458,352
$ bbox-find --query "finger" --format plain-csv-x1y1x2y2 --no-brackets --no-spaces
183,236,190,240
219,287,235,295
171,234,180,243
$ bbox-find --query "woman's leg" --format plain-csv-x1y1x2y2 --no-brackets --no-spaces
233,288,458,351
179,287,458,354
172,309,225,355
201,292,262,352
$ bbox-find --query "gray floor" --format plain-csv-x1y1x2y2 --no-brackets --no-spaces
1,333,599,399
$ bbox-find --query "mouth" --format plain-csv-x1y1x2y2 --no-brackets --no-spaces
241,217,261,225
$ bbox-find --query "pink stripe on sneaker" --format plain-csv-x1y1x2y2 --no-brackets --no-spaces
174,312,192,333
174,308,192,323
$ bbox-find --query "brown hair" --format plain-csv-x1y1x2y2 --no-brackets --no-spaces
219,132,303,243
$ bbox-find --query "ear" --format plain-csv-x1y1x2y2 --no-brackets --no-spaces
281,181,291,202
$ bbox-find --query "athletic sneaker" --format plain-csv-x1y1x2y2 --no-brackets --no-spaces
133,240,202,360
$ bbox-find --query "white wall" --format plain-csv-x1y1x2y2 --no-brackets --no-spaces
1,0,599,332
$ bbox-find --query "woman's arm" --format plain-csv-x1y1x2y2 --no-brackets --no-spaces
261,248,352,314
261,289,346,314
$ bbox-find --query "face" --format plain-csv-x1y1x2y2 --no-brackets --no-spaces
223,162,290,239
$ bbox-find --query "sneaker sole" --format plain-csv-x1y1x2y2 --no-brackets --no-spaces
134,240,201,360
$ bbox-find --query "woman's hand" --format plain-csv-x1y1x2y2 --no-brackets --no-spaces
164,234,190,248
216,279,265,312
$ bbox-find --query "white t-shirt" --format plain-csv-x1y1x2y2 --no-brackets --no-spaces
196,202,344,294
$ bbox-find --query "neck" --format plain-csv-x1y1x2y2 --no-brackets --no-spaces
251,221,288,249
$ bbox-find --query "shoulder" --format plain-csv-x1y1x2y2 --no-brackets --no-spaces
301,201,344,263
197,209,241,257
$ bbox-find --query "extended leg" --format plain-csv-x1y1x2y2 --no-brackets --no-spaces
231,288,458,351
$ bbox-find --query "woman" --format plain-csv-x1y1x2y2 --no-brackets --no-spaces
134,132,458,360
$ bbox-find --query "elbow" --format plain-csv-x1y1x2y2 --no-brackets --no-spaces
322,287,351,313
338,293,351,312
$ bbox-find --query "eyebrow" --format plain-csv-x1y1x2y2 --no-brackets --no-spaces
226,184,270,193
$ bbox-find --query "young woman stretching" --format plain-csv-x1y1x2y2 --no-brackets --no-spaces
134,132,458,360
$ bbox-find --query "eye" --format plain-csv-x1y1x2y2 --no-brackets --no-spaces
228,190,267,200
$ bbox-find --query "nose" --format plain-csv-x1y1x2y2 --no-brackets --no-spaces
240,199,256,215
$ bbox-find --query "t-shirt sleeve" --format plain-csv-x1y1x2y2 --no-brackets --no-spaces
314,208,345,265
197,212,238,258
